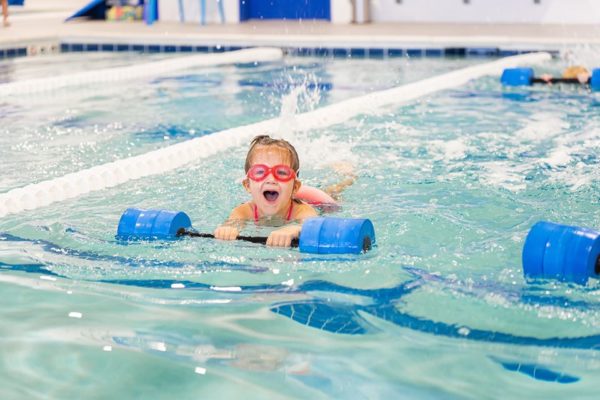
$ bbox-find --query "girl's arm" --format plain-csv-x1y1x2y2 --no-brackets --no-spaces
267,204,317,247
323,161,356,201
324,176,355,200
214,203,252,240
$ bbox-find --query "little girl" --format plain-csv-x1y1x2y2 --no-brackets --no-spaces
214,135,318,247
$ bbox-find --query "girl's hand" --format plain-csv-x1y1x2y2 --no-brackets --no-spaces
214,225,239,241
539,73,553,84
577,72,590,84
267,225,301,247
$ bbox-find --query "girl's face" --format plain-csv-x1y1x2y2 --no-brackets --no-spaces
243,146,300,218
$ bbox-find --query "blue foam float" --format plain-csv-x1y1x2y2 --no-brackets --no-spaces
117,208,192,239
501,67,534,86
522,221,600,284
116,208,375,254
521,221,562,279
592,68,600,91
299,216,375,254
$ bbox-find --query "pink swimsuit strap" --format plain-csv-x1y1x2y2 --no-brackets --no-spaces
253,201,294,223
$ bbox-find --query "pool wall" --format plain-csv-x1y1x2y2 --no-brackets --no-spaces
0,39,559,61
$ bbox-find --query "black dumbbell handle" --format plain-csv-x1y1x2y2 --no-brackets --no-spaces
531,77,591,85
177,228,374,253
176,228,300,248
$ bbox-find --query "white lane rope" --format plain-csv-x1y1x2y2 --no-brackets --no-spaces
295,52,552,130
0,47,283,96
0,52,551,218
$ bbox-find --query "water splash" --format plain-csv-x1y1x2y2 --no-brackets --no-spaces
278,72,322,138
560,44,600,69
274,72,358,172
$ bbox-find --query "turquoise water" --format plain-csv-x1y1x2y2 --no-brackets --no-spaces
1,52,600,399
0,53,480,191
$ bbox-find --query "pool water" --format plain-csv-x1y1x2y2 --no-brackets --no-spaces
1,51,600,399
0,53,480,191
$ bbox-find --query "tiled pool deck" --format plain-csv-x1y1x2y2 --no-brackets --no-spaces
1,1,600,58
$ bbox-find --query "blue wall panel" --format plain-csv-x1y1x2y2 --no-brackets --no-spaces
240,0,330,21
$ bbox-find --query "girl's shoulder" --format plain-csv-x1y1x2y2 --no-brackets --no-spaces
293,202,318,220
230,202,254,220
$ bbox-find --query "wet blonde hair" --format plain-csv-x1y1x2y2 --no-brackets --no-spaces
244,135,300,174
562,66,590,79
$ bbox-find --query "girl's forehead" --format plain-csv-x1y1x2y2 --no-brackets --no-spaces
251,146,292,164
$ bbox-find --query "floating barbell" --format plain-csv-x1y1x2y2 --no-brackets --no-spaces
116,208,375,254
501,67,600,90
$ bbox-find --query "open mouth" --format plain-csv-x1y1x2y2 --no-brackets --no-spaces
263,190,279,202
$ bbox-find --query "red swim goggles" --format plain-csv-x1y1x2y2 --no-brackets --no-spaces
247,164,297,182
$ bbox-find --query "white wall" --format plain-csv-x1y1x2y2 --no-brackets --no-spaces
369,0,600,24
159,0,239,24
160,0,600,25
331,0,353,23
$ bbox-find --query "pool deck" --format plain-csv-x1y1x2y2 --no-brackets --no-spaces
2,1,600,52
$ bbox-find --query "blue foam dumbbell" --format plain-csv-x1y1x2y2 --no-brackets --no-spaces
116,208,375,254
522,221,600,284
501,68,534,87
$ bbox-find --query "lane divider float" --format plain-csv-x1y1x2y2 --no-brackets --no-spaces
0,47,283,96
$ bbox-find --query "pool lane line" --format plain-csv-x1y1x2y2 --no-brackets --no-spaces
2,241,599,355
0,47,283,96
6,253,600,355
269,278,600,353
490,356,579,384
0,52,551,219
